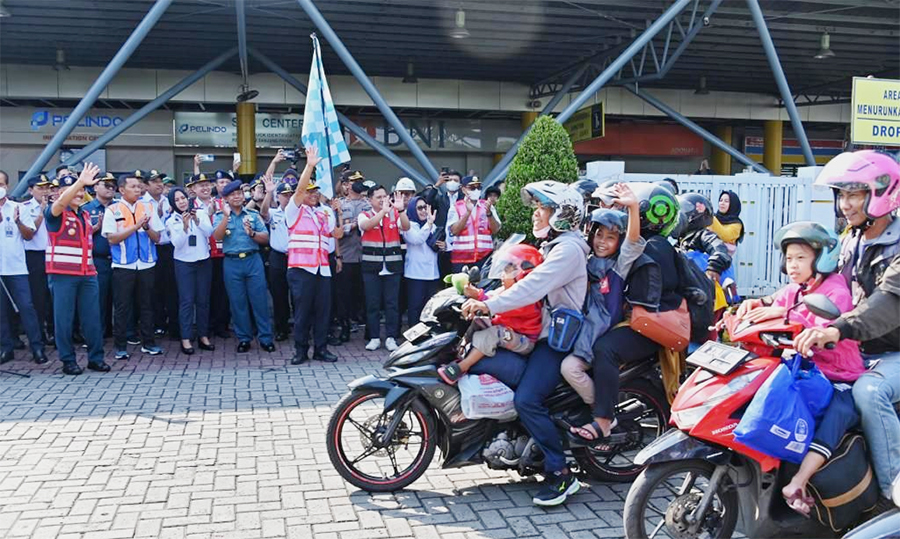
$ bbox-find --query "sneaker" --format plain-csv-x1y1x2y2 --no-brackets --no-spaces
141,345,163,356
365,338,381,351
127,337,141,346
532,471,581,507
115,350,130,361
385,338,399,352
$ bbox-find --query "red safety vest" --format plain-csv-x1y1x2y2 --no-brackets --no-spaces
46,208,96,276
450,200,494,265
287,205,331,269
360,209,403,273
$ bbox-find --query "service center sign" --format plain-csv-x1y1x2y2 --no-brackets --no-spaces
851,77,900,146
174,112,302,148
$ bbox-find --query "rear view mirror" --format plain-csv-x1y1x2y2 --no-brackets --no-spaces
803,294,841,321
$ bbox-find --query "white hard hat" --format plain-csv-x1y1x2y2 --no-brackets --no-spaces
395,177,416,192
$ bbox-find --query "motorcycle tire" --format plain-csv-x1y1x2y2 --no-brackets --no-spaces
573,378,669,483
624,460,739,539
327,388,437,492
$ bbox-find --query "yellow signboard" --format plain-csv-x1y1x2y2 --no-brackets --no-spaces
563,103,604,143
851,77,900,146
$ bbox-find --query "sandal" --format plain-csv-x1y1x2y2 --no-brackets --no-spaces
783,487,814,518
557,418,627,449
438,362,464,385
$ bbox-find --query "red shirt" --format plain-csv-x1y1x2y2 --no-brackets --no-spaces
480,289,542,340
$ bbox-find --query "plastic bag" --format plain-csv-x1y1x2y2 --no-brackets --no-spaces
458,373,517,421
733,356,832,463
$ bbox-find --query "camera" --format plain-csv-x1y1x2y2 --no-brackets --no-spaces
702,15,710,26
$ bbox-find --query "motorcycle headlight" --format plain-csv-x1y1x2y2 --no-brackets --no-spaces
672,370,762,430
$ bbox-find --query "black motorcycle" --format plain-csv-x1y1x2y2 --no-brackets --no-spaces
326,264,671,492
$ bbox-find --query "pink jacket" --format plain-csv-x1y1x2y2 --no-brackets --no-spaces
772,273,865,382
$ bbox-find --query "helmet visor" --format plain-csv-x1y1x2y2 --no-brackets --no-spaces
487,234,530,281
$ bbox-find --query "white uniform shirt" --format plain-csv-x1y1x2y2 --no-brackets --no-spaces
101,198,165,270
285,198,335,276
141,192,172,244
402,221,440,281
0,200,35,276
21,197,48,251
268,206,290,254
166,211,213,263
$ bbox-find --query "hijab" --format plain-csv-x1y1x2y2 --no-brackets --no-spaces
166,187,190,225
407,195,442,252
715,190,744,243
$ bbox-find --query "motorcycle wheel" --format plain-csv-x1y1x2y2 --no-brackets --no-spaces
327,388,437,492
573,379,668,483
624,460,738,539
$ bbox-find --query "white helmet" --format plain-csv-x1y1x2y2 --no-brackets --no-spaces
521,180,585,233
394,177,416,193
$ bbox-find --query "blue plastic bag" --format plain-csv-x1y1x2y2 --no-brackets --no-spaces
794,357,834,420
733,356,832,463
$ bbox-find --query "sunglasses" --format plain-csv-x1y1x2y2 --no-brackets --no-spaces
416,205,427,210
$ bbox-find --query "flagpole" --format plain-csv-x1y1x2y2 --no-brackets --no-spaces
313,34,335,195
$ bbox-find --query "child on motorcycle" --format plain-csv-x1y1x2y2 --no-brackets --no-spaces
560,183,643,407
736,221,865,517
437,244,544,385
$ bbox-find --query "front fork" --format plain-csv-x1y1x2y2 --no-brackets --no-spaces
685,464,729,531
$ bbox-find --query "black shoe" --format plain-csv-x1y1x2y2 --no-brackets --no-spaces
198,340,215,351
274,332,288,342
45,332,56,347
328,334,342,347
33,350,49,365
0,351,13,364
87,361,111,372
339,321,351,343
236,341,251,353
532,471,581,507
181,345,195,355
62,362,83,375
260,342,276,353
291,349,309,365
14,339,25,350
72,332,85,345
215,329,231,339
313,348,338,363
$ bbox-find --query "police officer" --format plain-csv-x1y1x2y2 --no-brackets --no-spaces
212,180,276,353
21,174,54,344
260,177,293,342
45,165,110,375
80,172,117,336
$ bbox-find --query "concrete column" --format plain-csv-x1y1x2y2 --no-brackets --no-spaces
521,111,538,130
236,102,257,176
763,120,783,175
710,125,733,175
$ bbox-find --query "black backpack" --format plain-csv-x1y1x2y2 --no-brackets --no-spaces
674,249,716,343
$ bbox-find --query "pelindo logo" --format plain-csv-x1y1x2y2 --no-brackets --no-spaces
30,111,49,131
30,110,124,131
179,124,190,133
179,124,227,133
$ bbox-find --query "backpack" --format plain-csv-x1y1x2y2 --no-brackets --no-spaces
674,248,716,343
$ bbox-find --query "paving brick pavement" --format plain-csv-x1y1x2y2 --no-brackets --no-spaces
0,334,628,539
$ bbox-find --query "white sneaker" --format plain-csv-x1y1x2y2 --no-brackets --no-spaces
365,338,381,351
385,338,399,352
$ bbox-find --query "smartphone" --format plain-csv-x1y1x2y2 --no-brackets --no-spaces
188,197,197,209
281,149,297,161
233,152,241,163
441,166,449,175
199,154,215,163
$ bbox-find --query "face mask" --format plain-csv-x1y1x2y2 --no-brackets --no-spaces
446,181,460,192
533,224,551,239
468,189,481,201
0,187,6,200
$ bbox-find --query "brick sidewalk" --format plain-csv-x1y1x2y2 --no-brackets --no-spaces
0,335,627,539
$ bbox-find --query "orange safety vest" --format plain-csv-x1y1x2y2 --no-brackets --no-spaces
287,205,331,269
450,200,494,265
360,209,403,273
46,208,96,276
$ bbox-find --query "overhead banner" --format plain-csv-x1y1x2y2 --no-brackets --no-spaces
1,107,172,147
851,77,900,146
174,112,302,148
563,103,605,143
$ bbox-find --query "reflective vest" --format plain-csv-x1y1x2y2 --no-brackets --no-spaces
209,198,224,258
287,205,331,269
450,200,494,265
108,200,158,265
46,208,96,276
361,209,403,273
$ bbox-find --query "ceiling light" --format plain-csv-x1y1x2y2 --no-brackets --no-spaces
450,9,470,39
402,61,418,84
695,75,710,95
814,31,835,59
236,84,259,102
53,46,69,71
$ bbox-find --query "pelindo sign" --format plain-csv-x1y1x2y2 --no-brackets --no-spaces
851,77,900,146
29,110,124,131
1,107,172,147
174,112,303,148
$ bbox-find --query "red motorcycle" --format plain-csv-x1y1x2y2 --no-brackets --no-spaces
623,295,861,539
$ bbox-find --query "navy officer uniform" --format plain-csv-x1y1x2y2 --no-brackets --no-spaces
212,180,276,353
79,172,116,336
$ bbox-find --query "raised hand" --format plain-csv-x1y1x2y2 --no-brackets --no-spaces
243,217,252,236
305,145,323,168
273,149,287,164
612,183,638,208
263,173,276,194
222,203,231,217
426,206,436,225
79,162,101,186
194,154,202,166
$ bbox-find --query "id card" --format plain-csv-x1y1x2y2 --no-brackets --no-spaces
188,235,197,247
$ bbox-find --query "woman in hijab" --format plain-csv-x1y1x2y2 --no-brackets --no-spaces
402,195,440,326
709,190,744,303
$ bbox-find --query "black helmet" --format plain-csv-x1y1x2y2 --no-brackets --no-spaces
677,192,714,235
629,182,680,237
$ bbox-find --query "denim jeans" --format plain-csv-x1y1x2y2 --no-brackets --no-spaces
853,352,900,497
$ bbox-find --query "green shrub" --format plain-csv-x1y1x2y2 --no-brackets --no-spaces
496,115,578,240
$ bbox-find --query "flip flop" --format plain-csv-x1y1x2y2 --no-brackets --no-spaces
556,418,627,449
437,362,464,385
783,487,814,518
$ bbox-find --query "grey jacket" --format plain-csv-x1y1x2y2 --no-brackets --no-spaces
484,231,590,339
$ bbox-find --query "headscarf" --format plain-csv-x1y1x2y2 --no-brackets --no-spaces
407,195,441,252
715,190,744,243
167,186,189,216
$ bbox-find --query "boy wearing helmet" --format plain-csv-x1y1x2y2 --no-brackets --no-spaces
795,150,900,501
737,221,864,516
437,243,543,384
674,192,732,284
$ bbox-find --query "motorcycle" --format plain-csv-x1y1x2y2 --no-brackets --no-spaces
623,295,895,539
326,239,671,492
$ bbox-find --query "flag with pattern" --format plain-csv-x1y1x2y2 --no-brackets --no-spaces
301,33,350,199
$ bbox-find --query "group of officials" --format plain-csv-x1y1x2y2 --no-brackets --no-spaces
0,147,504,373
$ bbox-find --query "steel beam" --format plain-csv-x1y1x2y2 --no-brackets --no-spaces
16,0,173,196
746,0,815,167
49,48,238,179
249,48,430,187
295,0,439,181
628,86,769,174
235,0,249,82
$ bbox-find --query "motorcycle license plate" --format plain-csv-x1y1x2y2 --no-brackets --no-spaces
403,322,430,342
686,341,754,375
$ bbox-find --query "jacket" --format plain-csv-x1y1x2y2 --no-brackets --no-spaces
421,186,460,230
484,231,590,339
679,229,732,275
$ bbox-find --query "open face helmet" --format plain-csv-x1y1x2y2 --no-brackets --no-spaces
774,221,840,275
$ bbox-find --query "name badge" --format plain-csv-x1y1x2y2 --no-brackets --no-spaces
599,276,610,294
188,234,197,247
4,218,13,238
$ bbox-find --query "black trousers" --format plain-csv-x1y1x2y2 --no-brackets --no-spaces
268,250,291,336
334,262,363,322
288,268,331,351
153,244,179,337
591,326,661,420
209,256,231,334
25,250,52,334
112,267,156,351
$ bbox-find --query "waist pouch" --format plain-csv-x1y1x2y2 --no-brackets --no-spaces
547,307,584,353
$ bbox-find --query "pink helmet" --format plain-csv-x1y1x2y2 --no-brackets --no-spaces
815,150,900,219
